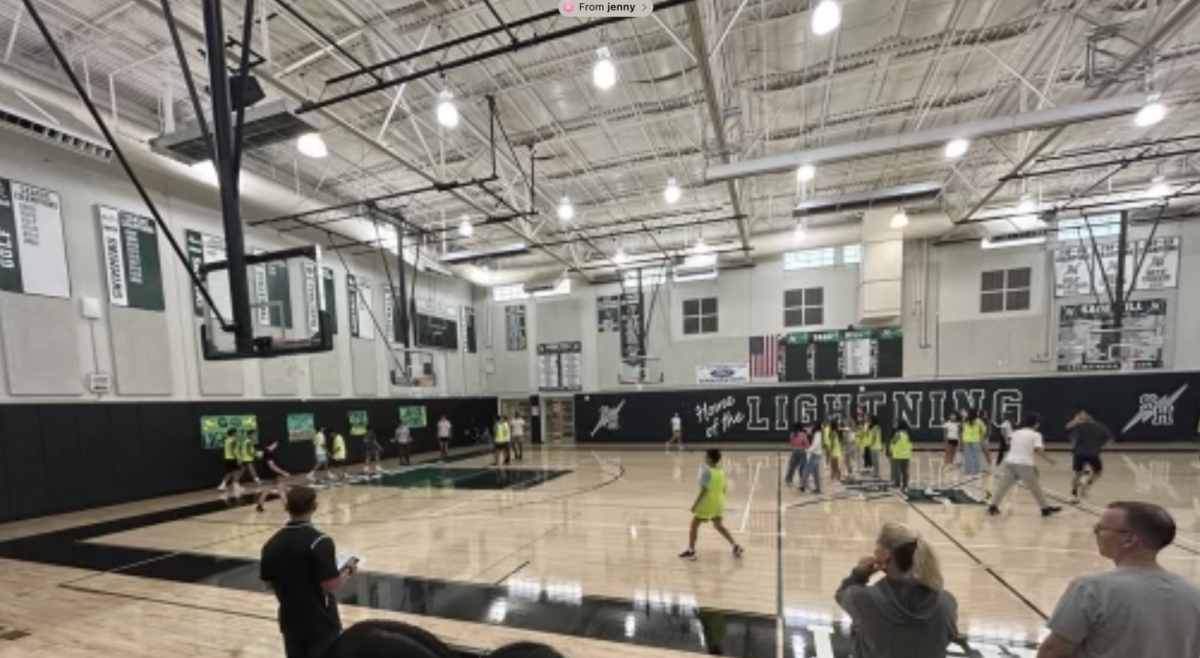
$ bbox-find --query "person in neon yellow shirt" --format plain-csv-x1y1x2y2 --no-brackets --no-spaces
238,429,262,486
890,420,913,490
961,410,987,476
821,418,844,482
492,415,511,466
217,428,242,492
861,416,883,473
679,449,744,561
330,430,348,483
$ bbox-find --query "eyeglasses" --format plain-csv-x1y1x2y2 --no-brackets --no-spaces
1093,524,1132,536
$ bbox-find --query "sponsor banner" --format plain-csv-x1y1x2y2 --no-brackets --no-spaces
0,178,70,298
696,363,750,385
399,405,427,429
348,410,369,436
287,413,315,442
577,372,1199,444
199,414,257,450
1057,299,1166,371
98,206,165,311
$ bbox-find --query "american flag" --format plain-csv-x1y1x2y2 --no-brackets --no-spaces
749,334,779,380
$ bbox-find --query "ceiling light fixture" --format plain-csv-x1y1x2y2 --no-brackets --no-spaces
1134,97,1166,127
664,178,682,205
1148,175,1171,198
458,217,474,237
890,209,909,229
796,164,816,183
794,221,807,241
190,160,219,186
557,196,574,221
811,0,842,36
436,89,459,128
593,46,617,90
944,138,970,159
296,132,328,159
1016,193,1037,214
614,248,628,265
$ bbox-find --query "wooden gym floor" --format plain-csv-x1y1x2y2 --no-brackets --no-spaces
1,447,1198,658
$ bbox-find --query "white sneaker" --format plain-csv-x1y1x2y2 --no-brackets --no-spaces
217,483,227,491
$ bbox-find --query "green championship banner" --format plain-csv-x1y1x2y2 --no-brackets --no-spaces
323,267,338,335
287,413,315,442
348,410,369,436
200,415,257,450
98,205,165,311
186,229,230,318
252,247,293,328
399,405,427,429
347,274,374,339
0,177,70,298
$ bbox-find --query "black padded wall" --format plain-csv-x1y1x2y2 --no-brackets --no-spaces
0,395,497,524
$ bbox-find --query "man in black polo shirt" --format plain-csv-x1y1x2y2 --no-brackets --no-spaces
261,486,356,658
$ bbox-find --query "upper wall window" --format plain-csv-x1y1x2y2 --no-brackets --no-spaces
842,244,862,264
980,267,1032,313
492,284,528,302
784,287,824,327
682,297,719,335
783,247,836,270
1056,216,1121,242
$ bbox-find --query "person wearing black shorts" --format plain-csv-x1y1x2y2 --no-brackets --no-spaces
256,440,291,512
1067,409,1114,503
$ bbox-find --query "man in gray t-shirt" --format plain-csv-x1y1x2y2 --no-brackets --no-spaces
1038,502,1200,658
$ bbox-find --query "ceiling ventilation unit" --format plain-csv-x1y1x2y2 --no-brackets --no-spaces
439,241,530,264
151,99,319,165
981,228,1049,249
522,276,563,295
793,181,943,218
0,84,112,161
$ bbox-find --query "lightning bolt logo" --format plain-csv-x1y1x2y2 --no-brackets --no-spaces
1123,383,1188,433
591,399,626,437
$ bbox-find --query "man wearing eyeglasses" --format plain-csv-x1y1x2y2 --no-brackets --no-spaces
1037,501,1200,658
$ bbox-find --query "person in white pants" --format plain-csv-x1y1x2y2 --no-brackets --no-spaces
987,413,1062,518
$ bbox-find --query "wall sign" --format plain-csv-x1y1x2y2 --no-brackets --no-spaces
597,294,623,332
577,373,1198,444
1053,237,1180,297
399,405,427,428
619,293,643,359
0,178,70,298
538,341,583,391
286,413,315,442
302,262,320,334
98,205,164,311
696,363,750,385
348,410,369,436
199,414,257,450
505,304,527,351
1057,299,1167,371
781,326,903,382
250,248,292,328
462,305,477,353
347,274,374,339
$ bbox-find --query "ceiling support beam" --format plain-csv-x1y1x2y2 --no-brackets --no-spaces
705,93,1151,183
958,0,1200,221
685,2,748,252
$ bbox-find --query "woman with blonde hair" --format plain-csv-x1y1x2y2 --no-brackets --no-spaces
836,522,959,658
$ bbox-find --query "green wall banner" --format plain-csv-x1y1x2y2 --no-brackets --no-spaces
200,415,257,450
98,205,164,311
252,248,293,328
287,413,315,442
348,410,369,436
399,406,427,429
347,274,374,339
186,229,229,318
0,177,70,298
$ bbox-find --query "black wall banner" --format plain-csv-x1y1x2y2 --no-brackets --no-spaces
781,326,903,382
576,371,1200,444
98,205,164,312
462,306,477,354
186,229,227,318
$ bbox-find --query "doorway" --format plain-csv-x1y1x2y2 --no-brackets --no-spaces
540,396,575,445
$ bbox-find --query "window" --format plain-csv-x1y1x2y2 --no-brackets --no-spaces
842,244,862,264
492,284,528,302
980,267,1031,313
682,297,718,335
783,247,836,270
1056,216,1121,242
784,288,824,327
623,267,667,288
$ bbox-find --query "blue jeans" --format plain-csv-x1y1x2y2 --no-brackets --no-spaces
800,455,822,491
962,442,983,476
785,450,808,484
